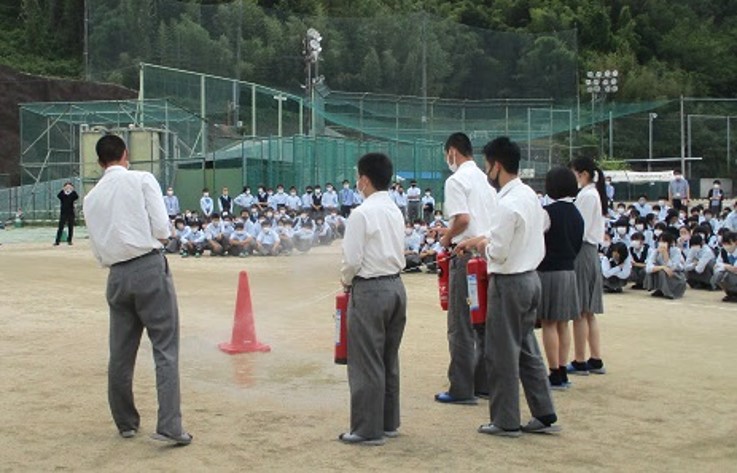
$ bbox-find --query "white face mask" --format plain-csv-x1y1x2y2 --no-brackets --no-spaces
356,180,366,200
426,238,435,245
617,208,625,215
631,241,642,250
167,191,173,196
425,192,431,196
629,218,636,226
714,184,720,189
203,193,209,197
616,227,627,235
290,192,296,196
434,215,442,221
658,200,666,207
679,213,687,220
639,200,646,206
654,229,663,237
343,184,350,189
413,224,420,230
405,228,413,236
447,152,458,173
635,224,645,232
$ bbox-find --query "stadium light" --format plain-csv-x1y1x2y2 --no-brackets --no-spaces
584,68,620,156
303,28,323,137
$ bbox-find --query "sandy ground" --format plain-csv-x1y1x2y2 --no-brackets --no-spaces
1,230,736,472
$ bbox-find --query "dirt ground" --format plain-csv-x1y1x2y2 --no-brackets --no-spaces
1,233,736,472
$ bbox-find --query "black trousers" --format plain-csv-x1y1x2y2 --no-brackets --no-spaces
55,212,75,243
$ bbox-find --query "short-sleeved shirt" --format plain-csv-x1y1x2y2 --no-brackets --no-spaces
443,160,497,244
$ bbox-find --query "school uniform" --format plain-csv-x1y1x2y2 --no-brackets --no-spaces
266,193,278,211
669,178,690,210
353,190,363,206
685,245,715,289
311,192,324,218
707,187,724,215
271,190,288,209
574,184,605,314
293,227,315,252
218,195,233,215
340,190,406,441
339,186,355,217
199,195,214,217
292,215,312,229
712,247,737,296
301,192,313,211
393,191,408,220
166,226,191,253
601,255,632,293
256,228,280,255
228,229,254,256
184,228,206,252
234,192,256,212
629,244,650,288
644,247,687,299
406,185,422,222
724,211,737,232
421,194,435,223
256,191,269,209
325,214,346,238
442,160,497,401
538,199,583,321
276,225,294,252
321,190,339,213
163,194,180,218
633,202,653,217
313,222,333,245
484,177,556,432
419,240,441,271
403,230,422,271
286,194,302,212
245,218,261,239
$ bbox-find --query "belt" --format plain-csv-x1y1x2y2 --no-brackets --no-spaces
353,273,400,282
112,249,160,267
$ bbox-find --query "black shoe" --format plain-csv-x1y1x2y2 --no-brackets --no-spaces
53,242,60,246
722,294,737,303
651,290,664,297
67,241,73,246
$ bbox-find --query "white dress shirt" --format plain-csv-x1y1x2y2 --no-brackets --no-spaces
341,191,405,284
485,178,545,275
443,160,497,243
575,184,606,245
84,166,170,267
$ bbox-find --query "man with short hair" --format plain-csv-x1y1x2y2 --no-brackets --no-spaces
84,134,192,446
435,132,497,405
339,152,407,446
668,170,690,211
458,136,558,437
406,180,422,222
54,181,78,246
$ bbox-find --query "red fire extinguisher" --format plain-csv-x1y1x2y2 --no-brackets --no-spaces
466,256,488,326
334,291,349,365
437,250,450,310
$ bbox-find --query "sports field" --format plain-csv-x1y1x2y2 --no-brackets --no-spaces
1,230,735,472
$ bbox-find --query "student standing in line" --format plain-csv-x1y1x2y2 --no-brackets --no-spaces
568,157,607,376
218,187,232,215
668,170,690,211
406,180,422,222
421,188,436,223
339,180,355,217
435,132,497,405
200,188,214,218
163,187,180,219
458,137,559,437
707,180,724,216
536,167,583,391
339,152,407,446
234,186,256,214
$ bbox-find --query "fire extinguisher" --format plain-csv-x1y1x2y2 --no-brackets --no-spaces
466,255,488,326
437,250,450,311
334,291,349,365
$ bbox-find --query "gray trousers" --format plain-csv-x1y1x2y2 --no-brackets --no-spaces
347,276,407,439
407,201,421,222
447,254,488,398
713,271,737,294
106,251,183,437
486,272,555,430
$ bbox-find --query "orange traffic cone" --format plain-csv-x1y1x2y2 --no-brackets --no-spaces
218,271,271,354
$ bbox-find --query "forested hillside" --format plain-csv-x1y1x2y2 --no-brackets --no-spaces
2,1,736,99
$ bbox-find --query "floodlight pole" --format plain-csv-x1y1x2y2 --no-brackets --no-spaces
680,95,686,176
648,112,657,172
